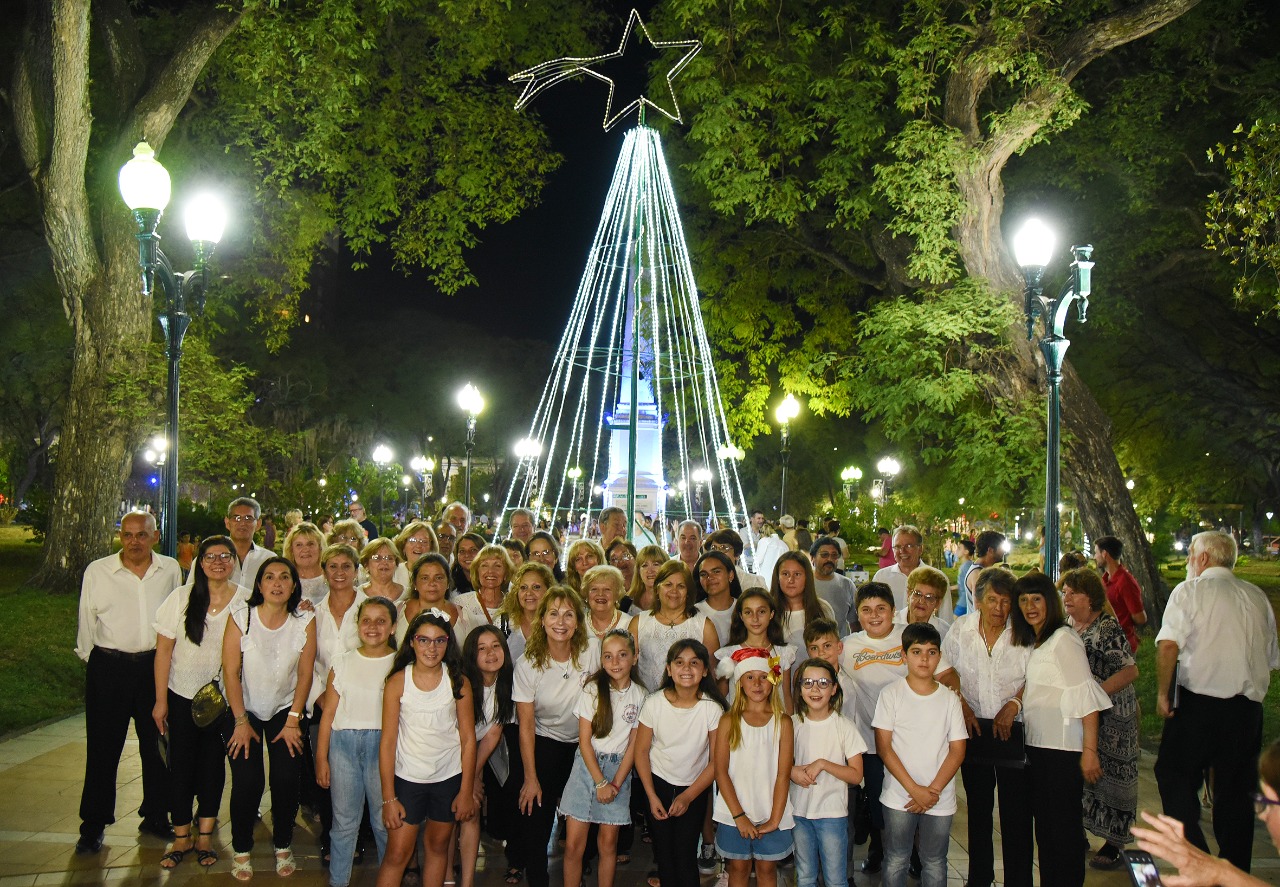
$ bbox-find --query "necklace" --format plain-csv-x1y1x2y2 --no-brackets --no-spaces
591,610,622,639
978,620,1003,656
656,611,685,628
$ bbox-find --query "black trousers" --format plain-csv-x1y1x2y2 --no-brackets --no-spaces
484,724,526,870
1154,689,1263,872
517,735,577,887
228,708,303,853
1027,746,1084,887
165,691,228,826
960,759,1033,887
79,648,169,837
646,775,709,887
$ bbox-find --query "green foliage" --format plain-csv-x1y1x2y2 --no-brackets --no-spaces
1206,120,1280,311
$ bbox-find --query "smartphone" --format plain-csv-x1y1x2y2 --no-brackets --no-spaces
1122,850,1163,887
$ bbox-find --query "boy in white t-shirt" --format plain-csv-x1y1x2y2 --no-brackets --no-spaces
840,583,954,874
871,622,967,887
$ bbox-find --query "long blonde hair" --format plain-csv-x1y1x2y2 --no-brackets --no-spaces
628,545,668,609
522,586,589,670
725,667,785,751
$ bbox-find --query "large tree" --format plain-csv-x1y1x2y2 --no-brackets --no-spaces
662,0,1204,610
8,0,596,591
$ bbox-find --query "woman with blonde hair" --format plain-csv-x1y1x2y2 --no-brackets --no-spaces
393,521,439,589
622,545,668,616
581,565,627,646
454,544,514,641
565,539,607,593
361,537,405,603
283,521,329,605
495,562,554,662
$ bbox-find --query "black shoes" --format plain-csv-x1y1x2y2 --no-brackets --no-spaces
860,856,882,874
139,818,175,840
75,832,104,854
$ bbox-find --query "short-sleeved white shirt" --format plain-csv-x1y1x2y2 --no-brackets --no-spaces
841,626,953,750
512,647,600,743
310,590,368,710
871,678,967,816
330,649,395,730
573,681,646,755
789,713,867,819
1023,627,1112,751
638,691,723,786
153,584,250,697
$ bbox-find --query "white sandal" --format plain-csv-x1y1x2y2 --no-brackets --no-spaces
233,852,253,881
275,847,296,877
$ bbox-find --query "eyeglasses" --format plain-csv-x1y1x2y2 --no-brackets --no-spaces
892,543,919,552
369,554,396,562
437,533,457,542
610,555,635,564
202,552,234,563
411,635,449,647
911,591,940,604
1253,792,1280,815
228,514,258,524
709,544,736,555
800,678,834,689
407,537,432,546
334,534,360,543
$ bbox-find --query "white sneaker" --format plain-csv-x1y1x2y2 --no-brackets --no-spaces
698,842,719,874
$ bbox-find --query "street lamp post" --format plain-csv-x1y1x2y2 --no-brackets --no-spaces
841,465,863,499
775,394,801,515
1013,217,1094,583
119,142,227,557
457,383,485,511
567,466,583,514
372,444,393,536
875,457,900,527
410,455,435,516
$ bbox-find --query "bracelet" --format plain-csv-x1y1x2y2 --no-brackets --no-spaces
594,778,610,790
287,711,301,719
610,782,621,791
381,797,399,807
1008,698,1023,711
234,713,248,725
732,811,748,820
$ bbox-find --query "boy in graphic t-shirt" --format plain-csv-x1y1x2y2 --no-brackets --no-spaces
871,622,967,887
840,584,954,874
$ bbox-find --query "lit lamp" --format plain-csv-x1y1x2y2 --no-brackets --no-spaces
775,393,801,515
457,383,485,510
372,444,394,535
1013,216,1094,582
119,141,227,557
567,466,583,513
410,455,435,515
841,465,863,499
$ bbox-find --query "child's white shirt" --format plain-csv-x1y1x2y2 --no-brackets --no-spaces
871,677,967,816
789,712,867,819
572,681,646,755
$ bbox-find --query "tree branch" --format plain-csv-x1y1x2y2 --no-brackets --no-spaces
91,0,147,122
1054,0,1205,83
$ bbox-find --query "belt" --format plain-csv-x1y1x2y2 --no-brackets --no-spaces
93,646,155,661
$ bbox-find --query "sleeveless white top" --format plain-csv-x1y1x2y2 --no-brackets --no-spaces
330,649,395,730
711,718,794,830
233,605,315,721
634,611,710,692
395,665,463,784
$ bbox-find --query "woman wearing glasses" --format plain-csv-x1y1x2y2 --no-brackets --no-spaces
606,540,638,590
1133,740,1280,887
153,535,250,871
362,538,405,603
526,531,565,583
393,522,439,590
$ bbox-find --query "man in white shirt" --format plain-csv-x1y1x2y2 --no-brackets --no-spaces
1154,531,1280,873
224,497,273,588
75,511,182,853
812,537,856,634
872,525,952,618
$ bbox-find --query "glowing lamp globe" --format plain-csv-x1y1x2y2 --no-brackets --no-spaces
457,383,485,416
775,393,801,425
119,142,171,212
184,192,228,245
1013,218,1055,269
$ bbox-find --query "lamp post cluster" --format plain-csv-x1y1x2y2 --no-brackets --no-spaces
1013,218,1094,583
775,393,801,515
457,383,485,511
118,142,227,557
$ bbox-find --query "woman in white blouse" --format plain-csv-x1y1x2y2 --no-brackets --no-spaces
283,521,328,605
152,535,249,870
453,544,514,640
1009,572,1111,887
628,561,719,693
939,567,1033,887
222,557,317,880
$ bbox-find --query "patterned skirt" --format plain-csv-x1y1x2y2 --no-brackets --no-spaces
1083,685,1139,843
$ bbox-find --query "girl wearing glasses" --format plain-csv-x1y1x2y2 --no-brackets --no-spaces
789,658,866,887
153,535,249,871
378,611,477,887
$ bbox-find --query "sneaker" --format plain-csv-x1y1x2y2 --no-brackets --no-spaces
714,872,729,887
698,842,719,874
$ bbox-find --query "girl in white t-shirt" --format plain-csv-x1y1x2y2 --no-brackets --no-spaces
560,629,646,887
315,596,397,887
378,610,477,887
789,658,867,887
716,588,796,713
713,648,795,887
460,624,518,887
635,639,728,887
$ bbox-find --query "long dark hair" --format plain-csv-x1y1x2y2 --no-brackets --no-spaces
589,628,643,739
185,536,235,644
771,551,825,623
1010,572,1066,648
656,639,728,711
247,557,303,613
462,624,515,726
390,611,464,698
358,596,400,651
693,550,741,603
728,588,786,646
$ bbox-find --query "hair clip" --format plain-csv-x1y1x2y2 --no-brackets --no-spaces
427,607,451,623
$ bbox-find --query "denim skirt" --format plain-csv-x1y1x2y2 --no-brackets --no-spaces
557,749,632,826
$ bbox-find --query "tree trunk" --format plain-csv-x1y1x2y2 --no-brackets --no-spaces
13,0,242,592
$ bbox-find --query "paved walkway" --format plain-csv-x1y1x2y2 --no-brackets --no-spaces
0,713,1273,886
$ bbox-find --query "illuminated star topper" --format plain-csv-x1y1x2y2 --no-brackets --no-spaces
509,9,701,131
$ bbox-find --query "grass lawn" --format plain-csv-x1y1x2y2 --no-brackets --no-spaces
0,527,85,735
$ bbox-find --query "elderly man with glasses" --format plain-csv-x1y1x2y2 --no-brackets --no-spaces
871,525,952,619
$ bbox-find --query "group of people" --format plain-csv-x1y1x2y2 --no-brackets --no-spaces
74,498,1279,887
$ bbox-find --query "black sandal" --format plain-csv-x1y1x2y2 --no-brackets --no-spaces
1090,843,1124,870
195,830,219,867
504,868,524,884
160,840,191,870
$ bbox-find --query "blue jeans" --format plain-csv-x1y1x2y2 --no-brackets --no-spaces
882,806,951,887
793,816,847,887
328,729,387,887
